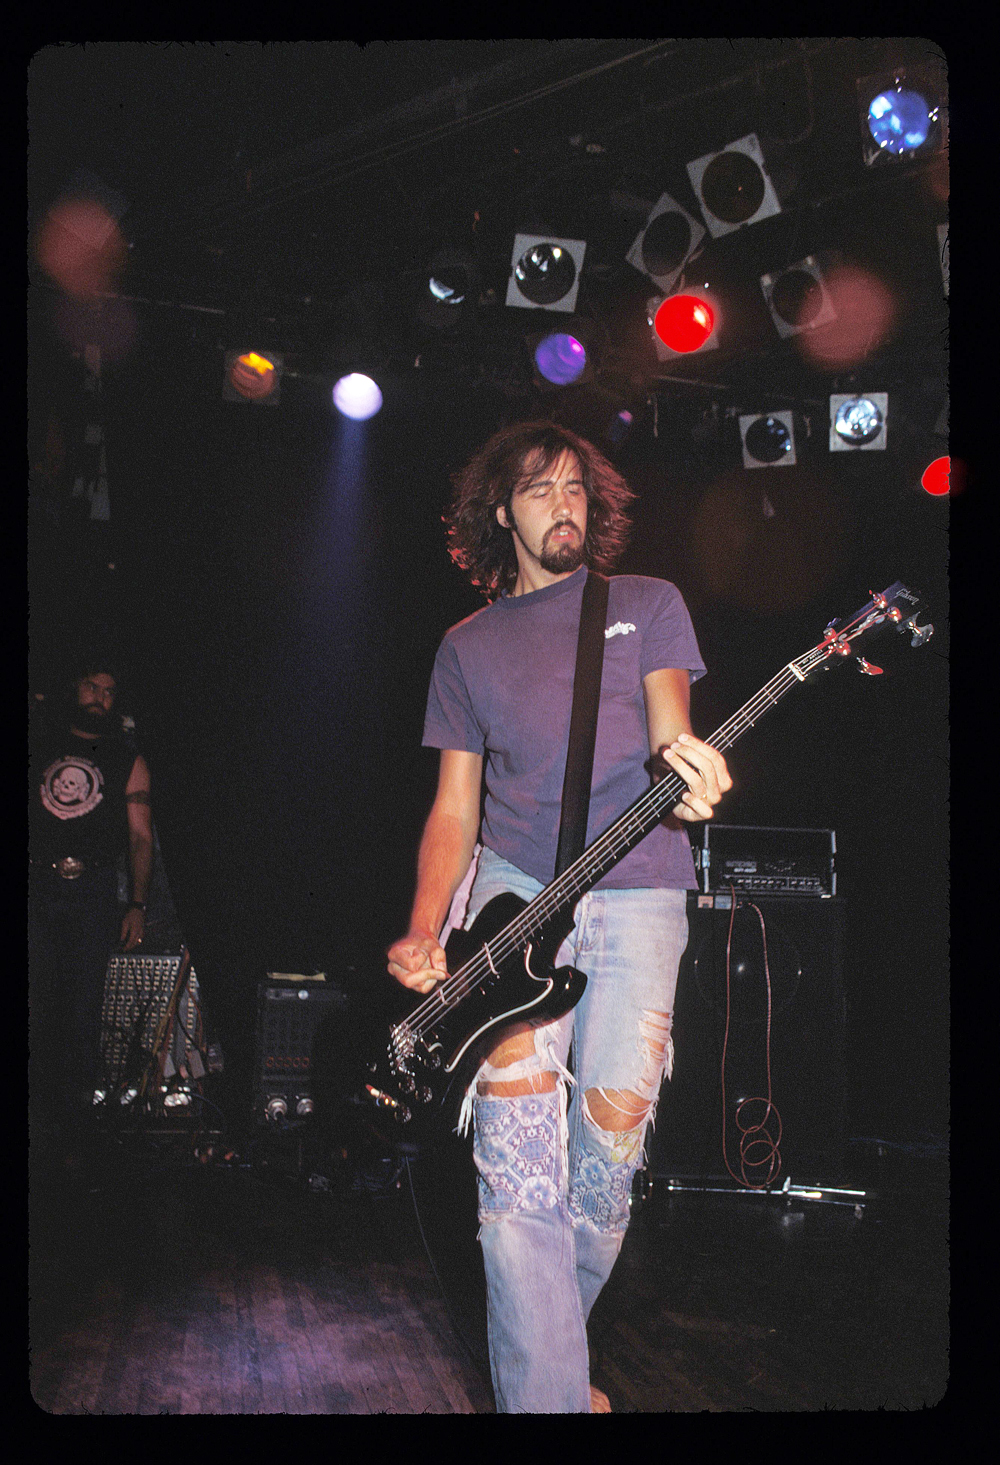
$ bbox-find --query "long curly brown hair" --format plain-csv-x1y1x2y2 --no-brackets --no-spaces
445,420,635,598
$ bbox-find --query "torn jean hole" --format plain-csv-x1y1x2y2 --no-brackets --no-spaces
570,1010,673,1236
457,1023,574,1138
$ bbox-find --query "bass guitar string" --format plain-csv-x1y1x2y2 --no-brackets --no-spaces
401,634,850,1043
403,653,832,1042
401,652,830,1043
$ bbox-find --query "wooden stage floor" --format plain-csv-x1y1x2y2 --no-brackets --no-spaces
29,1123,948,1415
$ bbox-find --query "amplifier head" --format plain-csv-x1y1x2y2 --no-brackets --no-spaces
698,824,836,897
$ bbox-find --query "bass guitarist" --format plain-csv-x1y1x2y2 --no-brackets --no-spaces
387,421,731,1413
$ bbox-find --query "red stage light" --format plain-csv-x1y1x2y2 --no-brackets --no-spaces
653,294,715,353
921,456,962,496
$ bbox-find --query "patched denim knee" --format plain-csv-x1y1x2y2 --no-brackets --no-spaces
568,1110,645,1237
474,1091,566,1222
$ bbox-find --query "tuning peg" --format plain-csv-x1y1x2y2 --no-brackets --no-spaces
906,618,934,647
856,658,883,675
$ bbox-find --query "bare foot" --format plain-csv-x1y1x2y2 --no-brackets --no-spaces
590,1385,611,1413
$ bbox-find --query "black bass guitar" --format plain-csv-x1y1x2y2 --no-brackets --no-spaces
365,582,933,1126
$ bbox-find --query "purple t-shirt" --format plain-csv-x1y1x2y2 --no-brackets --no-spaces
422,566,707,889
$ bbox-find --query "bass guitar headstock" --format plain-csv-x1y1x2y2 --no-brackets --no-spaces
811,581,933,677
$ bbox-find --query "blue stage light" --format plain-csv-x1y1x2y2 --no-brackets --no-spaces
867,88,932,154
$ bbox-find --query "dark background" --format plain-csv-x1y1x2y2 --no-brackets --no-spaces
28,39,951,1148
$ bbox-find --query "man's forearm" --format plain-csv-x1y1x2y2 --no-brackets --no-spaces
129,835,153,905
409,808,479,939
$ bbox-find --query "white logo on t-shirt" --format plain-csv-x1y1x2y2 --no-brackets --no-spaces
40,757,104,820
604,621,637,640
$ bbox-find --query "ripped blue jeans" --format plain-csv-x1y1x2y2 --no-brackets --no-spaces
458,847,689,1414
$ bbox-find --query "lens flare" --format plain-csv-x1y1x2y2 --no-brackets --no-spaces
795,267,895,369
36,197,127,298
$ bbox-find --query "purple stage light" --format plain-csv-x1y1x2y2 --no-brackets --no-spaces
534,333,587,386
332,374,383,420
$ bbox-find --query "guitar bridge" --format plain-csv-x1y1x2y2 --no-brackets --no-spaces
390,1021,416,1067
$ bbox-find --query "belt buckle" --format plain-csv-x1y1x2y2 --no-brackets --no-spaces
56,857,85,880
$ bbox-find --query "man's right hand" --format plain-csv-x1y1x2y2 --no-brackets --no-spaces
387,931,449,994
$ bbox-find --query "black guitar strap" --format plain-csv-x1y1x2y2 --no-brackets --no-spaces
555,570,610,877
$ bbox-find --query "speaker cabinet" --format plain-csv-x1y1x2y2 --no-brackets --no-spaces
255,982,347,1123
649,894,847,1180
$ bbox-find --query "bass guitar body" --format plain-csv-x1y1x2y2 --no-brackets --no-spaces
365,893,586,1127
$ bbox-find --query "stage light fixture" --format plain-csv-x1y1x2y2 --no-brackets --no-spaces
608,409,635,445
857,70,946,167
527,314,599,389
740,411,797,468
760,256,837,339
921,456,952,496
532,331,588,386
416,248,478,331
626,192,706,295
869,88,932,151
506,234,587,311
686,134,781,239
332,373,383,421
829,393,888,451
648,288,719,358
223,350,283,404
